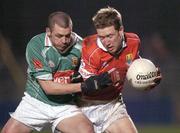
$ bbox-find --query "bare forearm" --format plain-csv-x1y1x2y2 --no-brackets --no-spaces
38,79,81,95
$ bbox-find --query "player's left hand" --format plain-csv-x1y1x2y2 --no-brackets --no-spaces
81,72,113,95
145,67,162,91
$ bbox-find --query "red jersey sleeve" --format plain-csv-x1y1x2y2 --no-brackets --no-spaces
79,35,101,79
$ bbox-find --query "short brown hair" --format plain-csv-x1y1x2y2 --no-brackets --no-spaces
48,11,73,30
92,7,123,30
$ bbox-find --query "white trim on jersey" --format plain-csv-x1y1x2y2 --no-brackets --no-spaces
45,34,53,47
36,73,53,80
97,37,107,51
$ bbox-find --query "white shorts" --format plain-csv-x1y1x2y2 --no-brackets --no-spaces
10,92,82,133
80,96,129,133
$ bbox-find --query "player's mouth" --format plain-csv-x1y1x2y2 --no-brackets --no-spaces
107,46,114,52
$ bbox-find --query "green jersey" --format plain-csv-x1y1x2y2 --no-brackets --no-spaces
25,32,82,106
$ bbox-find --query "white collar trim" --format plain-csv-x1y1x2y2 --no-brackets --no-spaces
97,37,107,51
45,34,53,47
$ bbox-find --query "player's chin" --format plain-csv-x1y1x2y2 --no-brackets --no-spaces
57,47,69,54
108,49,116,55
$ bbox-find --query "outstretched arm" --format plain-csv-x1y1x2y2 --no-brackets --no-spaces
38,72,113,95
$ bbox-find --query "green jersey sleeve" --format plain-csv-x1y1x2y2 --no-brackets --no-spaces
26,35,52,80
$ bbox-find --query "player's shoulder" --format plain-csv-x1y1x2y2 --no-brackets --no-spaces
125,32,140,41
82,34,101,55
30,33,45,43
82,34,103,68
26,33,45,52
71,32,82,51
83,34,97,44
83,34,99,50
27,33,45,46
124,32,141,48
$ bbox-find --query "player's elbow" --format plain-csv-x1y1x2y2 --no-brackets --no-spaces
38,79,55,95
42,86,53,95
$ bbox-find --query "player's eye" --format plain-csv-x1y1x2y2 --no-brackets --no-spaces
99,36,105,40
56,34,71,39
55,34,63,38
107,34,115,39
65,34,71,38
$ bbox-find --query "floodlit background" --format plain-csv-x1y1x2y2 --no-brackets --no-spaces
0,0,180,132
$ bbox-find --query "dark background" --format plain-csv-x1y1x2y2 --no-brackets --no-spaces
0,0,180,128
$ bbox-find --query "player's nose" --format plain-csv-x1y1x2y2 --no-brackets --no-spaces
103,39,111,47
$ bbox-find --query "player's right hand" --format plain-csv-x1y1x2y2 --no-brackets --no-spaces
145,67,162,90
80,72,113,95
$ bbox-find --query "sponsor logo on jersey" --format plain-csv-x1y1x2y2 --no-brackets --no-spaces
53,70,74,84
33,58,43,69
126,53,133,65
72,57,78,67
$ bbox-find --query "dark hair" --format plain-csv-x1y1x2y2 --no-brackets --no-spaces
48,11,73,30
92,7,123,30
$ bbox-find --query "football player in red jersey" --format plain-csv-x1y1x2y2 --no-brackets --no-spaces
78,7,162,133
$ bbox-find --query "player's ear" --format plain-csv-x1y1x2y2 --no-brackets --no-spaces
120,25,124,29
46,27,51,36
118,26,124,36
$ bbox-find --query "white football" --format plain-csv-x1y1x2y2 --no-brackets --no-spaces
126,58,157,90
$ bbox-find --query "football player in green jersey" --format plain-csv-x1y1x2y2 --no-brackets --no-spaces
1,11,112,133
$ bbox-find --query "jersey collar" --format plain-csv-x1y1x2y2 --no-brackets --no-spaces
97,37,107,51
45,34,53,47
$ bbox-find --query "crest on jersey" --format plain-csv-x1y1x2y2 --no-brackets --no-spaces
48,60,55,68
72,57,78,66
126,53,133,65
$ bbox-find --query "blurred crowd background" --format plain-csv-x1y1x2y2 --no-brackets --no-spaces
0,0,180,128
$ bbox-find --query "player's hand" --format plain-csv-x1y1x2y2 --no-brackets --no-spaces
71,71,83,83
81,72,113,95
145,67,162,91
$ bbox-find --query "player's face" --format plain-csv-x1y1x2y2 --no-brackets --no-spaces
97,25,124,55
47,23,72,52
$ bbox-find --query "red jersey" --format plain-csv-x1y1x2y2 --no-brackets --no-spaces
79,32,140,100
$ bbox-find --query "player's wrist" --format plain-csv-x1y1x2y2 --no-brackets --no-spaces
80,82,88,94
80,72,113,95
